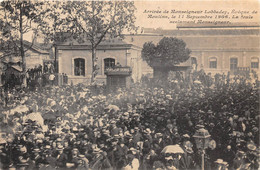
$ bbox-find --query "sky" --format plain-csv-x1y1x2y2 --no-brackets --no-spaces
24,0,260,42
134,0,260,29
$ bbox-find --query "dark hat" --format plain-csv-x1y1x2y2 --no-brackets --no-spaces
111,138,118,142
126,153,135,160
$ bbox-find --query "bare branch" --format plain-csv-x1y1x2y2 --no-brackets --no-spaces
94,25,111,48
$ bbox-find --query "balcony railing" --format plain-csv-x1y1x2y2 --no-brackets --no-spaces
231,67,250,76
104,66,132,76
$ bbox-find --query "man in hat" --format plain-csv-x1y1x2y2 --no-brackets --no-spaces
124,132,135,149
129,113,141,130
132,127,142,145
106,138,118,168
109,121,119,136
15,145,30,169
63,140,72,161
42,145,56,168
232,150,246,170
0,144,10,169
69,148,80,168
142,129,152,156
164,156,177,170
153,133,165,154
55,145,68,168
214,159,224,170
30,147,45,169
114,138,129,169
223,145,235,167
91,151,112,170
245,143,258,169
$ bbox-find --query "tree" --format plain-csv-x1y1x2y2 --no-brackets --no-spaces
43,1,137,83
0,0,50,87
141,37,191,80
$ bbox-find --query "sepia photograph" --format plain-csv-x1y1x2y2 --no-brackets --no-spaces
0,0,259,169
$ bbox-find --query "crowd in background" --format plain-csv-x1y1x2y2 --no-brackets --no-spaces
0,70,259,170
1,62,68,91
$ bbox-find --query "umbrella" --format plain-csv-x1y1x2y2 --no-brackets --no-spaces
161,145,184,154
9,105,29,115
24,112,44,127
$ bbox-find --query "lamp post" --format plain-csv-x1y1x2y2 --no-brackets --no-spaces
193,126,211,170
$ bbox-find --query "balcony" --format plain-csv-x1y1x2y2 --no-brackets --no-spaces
104,66,132,76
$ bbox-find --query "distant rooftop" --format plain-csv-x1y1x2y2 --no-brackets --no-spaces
141,27,259,36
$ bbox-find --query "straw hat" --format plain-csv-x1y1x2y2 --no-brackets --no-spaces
93,148,101,153
144,128,151,134
56,145,64,150
183,134,190,138
247,143,256,151
215,159,223,164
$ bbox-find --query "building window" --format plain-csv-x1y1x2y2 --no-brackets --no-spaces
74,58,85,76
251,57,259,69
191,57,197,71
209,57,217,69
230,58,238,71
104,58,115,70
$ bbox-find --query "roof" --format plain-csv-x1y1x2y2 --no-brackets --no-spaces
11,65,22,72
4,65,23,72
56,37,136,50
54,32,139,50
124,28,260,51
23,40,49,54
141,28,260,36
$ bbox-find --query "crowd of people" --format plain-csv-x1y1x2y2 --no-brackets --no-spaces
1,62,68,91
0,71,259,170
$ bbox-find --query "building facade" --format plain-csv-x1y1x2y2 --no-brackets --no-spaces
55,38,150,85
124,23,260,77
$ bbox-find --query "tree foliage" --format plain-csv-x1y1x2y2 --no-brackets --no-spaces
0,0,51,86
0,0,50,59
142,37,191,68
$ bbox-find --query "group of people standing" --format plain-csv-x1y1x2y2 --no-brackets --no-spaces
1,62,68,91
0,70,259,170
